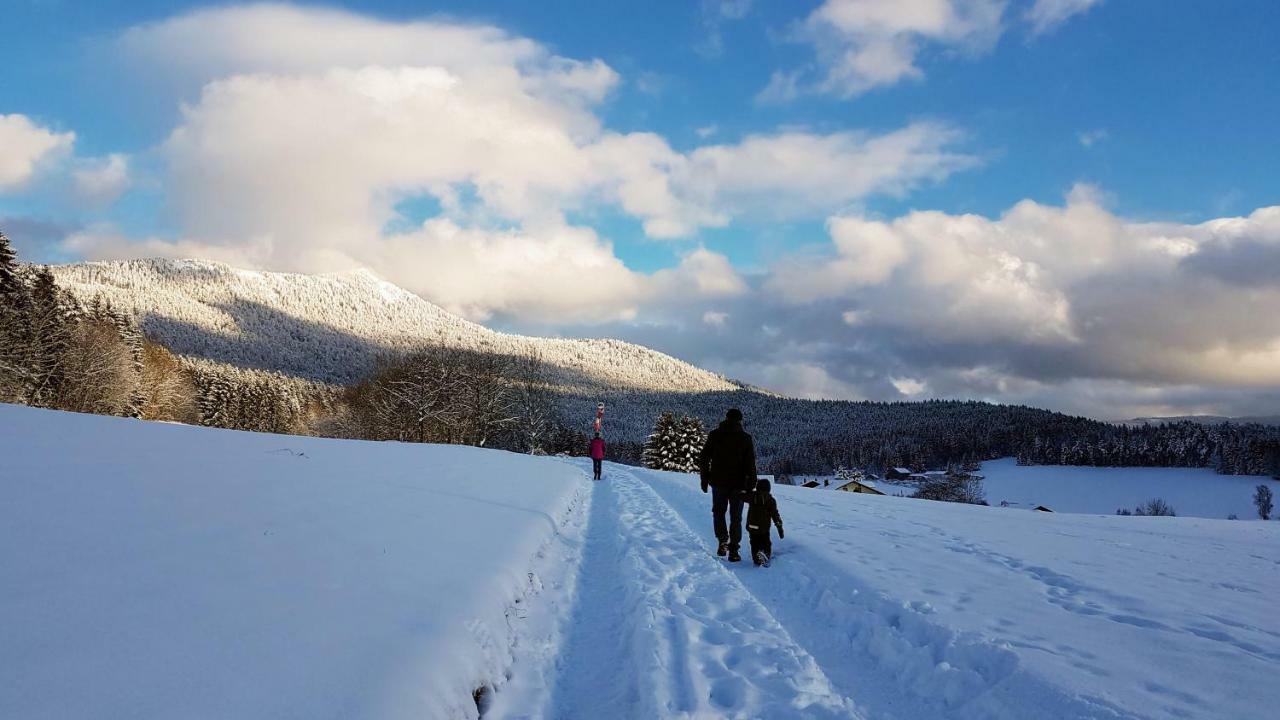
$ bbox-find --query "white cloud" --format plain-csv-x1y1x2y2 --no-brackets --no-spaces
117,4,550,92
652,248,748,298
1077,128,1108,147
716,0,754,20
72,154,131,206
0,114,74,191
1026,0,1104,35
767,0,1103,100
370,219,647,322
678,122,976,223
763,0,1007,100
699,0,754,57
891,376,928,395
74,3,972,323
719,358,872,400
703,311,729,326
763,188,1280,386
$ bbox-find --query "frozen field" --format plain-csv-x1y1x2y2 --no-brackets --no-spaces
3,404,1278,719
980,457,1279,520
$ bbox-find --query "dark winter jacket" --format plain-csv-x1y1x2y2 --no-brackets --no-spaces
698,419,758,492
746,480,784,538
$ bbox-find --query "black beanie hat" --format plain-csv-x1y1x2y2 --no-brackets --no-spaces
726,408,743,422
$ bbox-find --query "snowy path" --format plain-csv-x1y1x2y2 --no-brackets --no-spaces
505,464,857,719
495,459,1280,719
640,467,1137,720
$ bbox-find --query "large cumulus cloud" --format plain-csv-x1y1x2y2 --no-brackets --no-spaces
73,3,972,323
634,188,1279,418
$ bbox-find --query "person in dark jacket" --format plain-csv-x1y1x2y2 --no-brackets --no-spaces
698,408,757,562
746,479,784,567
588,433,605,481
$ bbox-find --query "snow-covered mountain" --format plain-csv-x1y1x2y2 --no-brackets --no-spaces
51,258,737,392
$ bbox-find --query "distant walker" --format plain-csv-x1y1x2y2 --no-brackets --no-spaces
588,432,605,481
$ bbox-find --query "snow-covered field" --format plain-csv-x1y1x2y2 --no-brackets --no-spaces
3,404,1278,719
980,457,1279,520
0,404,586,720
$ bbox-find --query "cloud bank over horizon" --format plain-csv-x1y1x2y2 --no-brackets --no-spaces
2,1,1277,421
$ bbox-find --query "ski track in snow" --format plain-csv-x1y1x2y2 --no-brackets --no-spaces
510,464,857,720
640,467,1136,720
496,461,1158,719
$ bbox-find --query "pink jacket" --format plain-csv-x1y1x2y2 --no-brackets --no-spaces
589,437,606,460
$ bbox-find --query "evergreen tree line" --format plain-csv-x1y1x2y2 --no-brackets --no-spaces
1,231,145,416
562,394,1280,477
1015,420,1280,477
1,232,330,432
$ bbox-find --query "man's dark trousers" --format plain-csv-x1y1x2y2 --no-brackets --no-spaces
711,485,744,552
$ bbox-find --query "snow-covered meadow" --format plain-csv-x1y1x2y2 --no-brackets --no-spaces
0,404,586,720
980,457,1279,520
3,404,1277,719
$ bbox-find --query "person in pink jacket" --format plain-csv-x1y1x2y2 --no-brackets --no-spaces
588,432,605,480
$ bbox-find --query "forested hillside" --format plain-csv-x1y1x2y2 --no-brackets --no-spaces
52,259,736,392
3,244,1275,477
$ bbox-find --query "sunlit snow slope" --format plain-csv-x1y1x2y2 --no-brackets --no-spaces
51,259,737,392
0,404,586,720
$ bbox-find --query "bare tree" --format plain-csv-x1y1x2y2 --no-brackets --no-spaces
509,350,556,454
344,345,469,443
912,472,987,505
139,342,199,422
1133,498,1176,517
455,350,518,447
383,346,467,442
52,315,140,415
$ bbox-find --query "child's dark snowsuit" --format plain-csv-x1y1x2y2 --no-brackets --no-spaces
745,480,784,565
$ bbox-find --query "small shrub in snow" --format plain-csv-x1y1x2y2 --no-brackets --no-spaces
911,472,986,505
1133,498,1176,517
1254,485,1273,521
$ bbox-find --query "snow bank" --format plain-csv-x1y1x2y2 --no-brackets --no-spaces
0,404,586,720
639,466,1280,720
981,457,1279,520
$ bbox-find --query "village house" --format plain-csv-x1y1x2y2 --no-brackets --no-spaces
835,478,885,495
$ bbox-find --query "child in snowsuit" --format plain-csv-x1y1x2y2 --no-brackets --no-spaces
745,479,784,567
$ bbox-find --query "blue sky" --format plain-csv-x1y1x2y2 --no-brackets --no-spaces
2,1,1279,418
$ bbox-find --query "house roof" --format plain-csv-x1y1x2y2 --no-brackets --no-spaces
835,479,886,495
